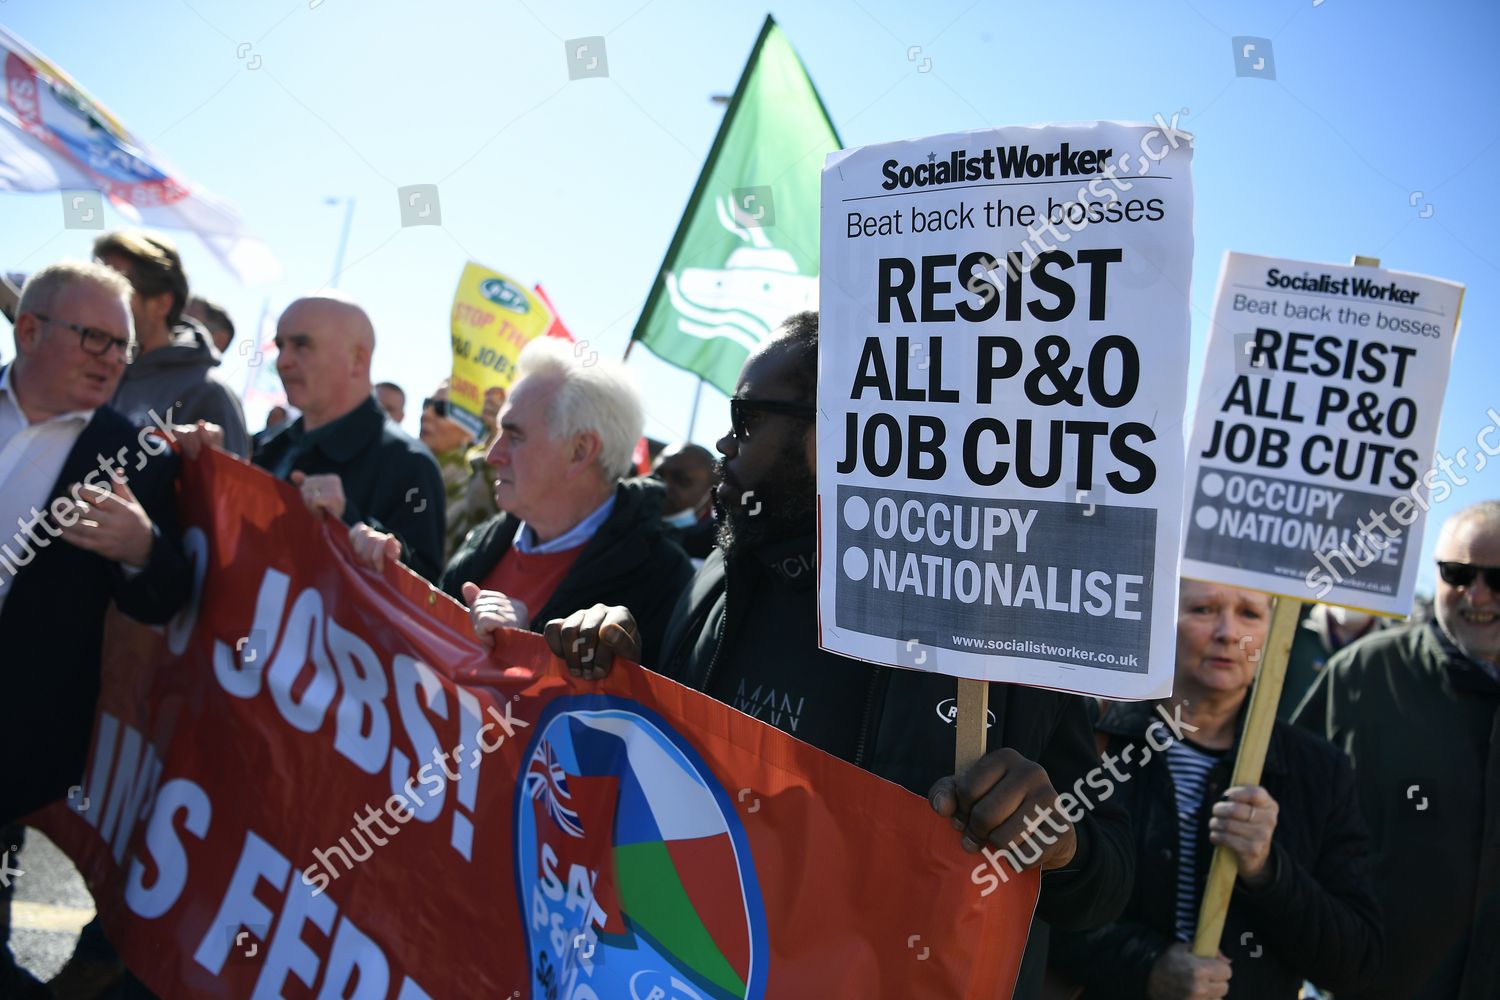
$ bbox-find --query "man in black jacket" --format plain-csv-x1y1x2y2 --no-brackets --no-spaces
1,262,190,995
1296,503,1500,1000
436,336,693,664
244,295,446,581
544,313,1133,999
0,262,190,820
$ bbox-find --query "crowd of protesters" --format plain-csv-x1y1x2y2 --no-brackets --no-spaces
0,230,1497,1000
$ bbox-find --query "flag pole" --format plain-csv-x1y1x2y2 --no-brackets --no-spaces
326,196,356,288
687,377,705,441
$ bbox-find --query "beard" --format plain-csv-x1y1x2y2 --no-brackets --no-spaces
715,449,817,561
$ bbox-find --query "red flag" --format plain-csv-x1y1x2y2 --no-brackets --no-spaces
533,284,574,341
31,451,1037,998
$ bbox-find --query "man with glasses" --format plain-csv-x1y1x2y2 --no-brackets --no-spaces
1,262,189,996
1296,500,1500,999
544,312,1134,1000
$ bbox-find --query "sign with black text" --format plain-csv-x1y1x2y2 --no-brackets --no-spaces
1182,252,1464,614
818,121,1194,700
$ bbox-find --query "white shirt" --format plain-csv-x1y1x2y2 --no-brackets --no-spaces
0,365,94,616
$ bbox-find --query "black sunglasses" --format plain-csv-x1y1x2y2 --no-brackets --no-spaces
729,397,814,441
1437,561,1500,591
32,312,137,362
422,397,450,417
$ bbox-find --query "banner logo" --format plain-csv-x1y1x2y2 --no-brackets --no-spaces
480,277,532,313
515,696,768,1000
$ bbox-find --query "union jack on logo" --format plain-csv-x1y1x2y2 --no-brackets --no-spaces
526,739,585,838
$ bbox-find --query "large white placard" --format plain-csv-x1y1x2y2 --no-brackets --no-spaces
1182,252,1464,615
818,121,1194,700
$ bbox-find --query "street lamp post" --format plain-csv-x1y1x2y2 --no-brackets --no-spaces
324,196,356,288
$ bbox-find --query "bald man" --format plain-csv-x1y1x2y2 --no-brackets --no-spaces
1296,500,1500,999
250,295,445,580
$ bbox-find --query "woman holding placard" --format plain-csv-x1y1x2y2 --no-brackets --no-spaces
1048,580,1383,999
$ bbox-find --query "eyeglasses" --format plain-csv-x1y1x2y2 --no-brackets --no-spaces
32,313,137,362
729,397,815,441
1437,561,1500,591
422,397,450,417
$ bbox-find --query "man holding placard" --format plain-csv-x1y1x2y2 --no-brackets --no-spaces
550,120,1202,995
1297,502,1500,1000
546,315,1135,999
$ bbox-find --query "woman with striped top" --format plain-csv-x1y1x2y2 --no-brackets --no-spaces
1049,581,1383,999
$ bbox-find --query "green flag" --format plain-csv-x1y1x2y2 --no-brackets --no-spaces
630,15,840,394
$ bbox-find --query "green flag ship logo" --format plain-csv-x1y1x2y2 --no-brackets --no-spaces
630,16,840,396
664,194,818,356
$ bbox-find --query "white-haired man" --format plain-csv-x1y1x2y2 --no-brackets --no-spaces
392,337,692,661
1296,500,1500,999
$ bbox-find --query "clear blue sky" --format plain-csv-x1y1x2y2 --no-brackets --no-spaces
2,0,1495,597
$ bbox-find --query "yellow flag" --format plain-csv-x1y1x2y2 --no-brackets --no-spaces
448,262,554,435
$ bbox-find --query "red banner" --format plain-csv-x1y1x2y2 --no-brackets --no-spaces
31,451,1037,998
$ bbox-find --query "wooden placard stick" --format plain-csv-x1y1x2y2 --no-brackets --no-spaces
955,677,989,772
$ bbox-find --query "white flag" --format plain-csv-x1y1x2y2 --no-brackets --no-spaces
0,26,280,284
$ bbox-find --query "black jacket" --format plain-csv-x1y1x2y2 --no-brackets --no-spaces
1295,623,1500,1000
1050,700,1384,999
657,534,1135,1000
1,404,190,825
441,477,694,665
667,510,718,561
252,394,446,582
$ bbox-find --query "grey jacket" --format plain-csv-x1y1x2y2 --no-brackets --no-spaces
111,318,250,457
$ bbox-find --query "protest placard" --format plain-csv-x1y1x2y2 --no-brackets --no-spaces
1181,252,1464,615
818,121,1194,700
448,261,555,436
